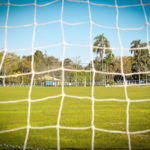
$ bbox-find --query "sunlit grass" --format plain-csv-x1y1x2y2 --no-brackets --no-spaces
0,86,150,149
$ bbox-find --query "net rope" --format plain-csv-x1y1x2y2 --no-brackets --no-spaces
0,0,150,149
115,0,131,149
23,0,37,149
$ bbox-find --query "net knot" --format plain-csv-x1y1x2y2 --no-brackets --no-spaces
56,124,59,128
62,92,66,97
92,125,95,130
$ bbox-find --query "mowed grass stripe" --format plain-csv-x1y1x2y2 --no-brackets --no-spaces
0,86,150,101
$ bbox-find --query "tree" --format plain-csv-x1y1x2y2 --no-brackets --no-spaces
20,56,31,73
123,56,132,74
34,50,46,71
139,42,150,83
3,53,20,75
64,58,73,69
93,33,110,70
130,40,141,57
130,40,150,82
104,51,115,83
0,53,20,86
130,40,142,82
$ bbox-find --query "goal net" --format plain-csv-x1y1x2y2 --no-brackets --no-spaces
0,0,150,149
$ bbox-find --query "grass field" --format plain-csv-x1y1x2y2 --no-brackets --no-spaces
0,86,150,150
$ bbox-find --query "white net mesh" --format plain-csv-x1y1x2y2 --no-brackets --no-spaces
0,0,150,150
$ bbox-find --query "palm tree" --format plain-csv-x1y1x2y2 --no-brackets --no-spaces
130,40,141,57
93,33,110,70
140,42,150,84
130,40,142,83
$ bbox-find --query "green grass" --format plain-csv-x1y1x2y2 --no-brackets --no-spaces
0,86,150,149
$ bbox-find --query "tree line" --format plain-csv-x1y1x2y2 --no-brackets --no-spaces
92,34,150,84
0,34,150,86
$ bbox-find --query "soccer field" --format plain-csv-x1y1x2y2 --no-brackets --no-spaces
0,86,150,150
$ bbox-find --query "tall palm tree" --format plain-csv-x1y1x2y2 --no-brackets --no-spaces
93,34,111,85
130,40,142,83
140,42,150,83
93,33,110,70
130,40,141,58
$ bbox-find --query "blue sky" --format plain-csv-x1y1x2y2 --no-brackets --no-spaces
0,0,150,65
